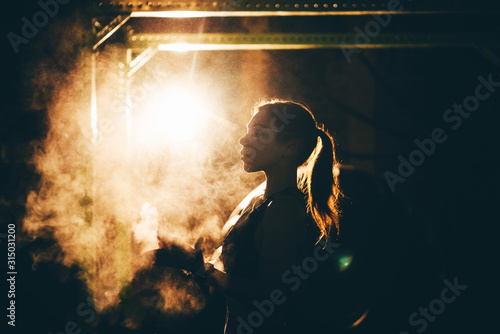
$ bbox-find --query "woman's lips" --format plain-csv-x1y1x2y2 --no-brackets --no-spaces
240,150,252,160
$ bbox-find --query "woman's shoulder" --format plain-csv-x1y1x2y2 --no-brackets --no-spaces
267,189,306,212
268,187,305,202
264,192,309,229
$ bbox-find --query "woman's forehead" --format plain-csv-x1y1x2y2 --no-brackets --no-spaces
248,110,271,128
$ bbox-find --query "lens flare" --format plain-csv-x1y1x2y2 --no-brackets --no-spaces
338,254,353,272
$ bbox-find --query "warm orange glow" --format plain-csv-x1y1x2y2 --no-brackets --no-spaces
135,90,210,143
132,202,160,254
350,310,370,328
158,43,332,51
23,47,260,315
131,11,405,18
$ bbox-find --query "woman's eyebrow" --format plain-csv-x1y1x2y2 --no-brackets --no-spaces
248,123,266,129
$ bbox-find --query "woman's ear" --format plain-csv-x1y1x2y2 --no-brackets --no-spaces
284,138,301,157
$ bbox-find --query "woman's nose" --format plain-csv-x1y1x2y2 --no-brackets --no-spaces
239,133,248,146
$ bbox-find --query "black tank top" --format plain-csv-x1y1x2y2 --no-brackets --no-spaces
221,187,308,280
220,187,319,334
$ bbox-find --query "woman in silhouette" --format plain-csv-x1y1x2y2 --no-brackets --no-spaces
159,99,341,333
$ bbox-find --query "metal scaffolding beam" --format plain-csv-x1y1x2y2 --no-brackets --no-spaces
127,32,500,50
95,0,500,16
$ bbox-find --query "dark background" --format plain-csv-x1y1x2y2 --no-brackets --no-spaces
1,1,499,333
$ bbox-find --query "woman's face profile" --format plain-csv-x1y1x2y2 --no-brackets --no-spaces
238,110,286,173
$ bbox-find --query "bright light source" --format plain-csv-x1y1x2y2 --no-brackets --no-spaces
155,93,208,142
159,43,198,52
162,97,202,142
157,43,322,51
134,90,210,145
158,43,277,52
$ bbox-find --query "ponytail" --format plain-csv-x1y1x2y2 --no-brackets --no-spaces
256,100,341,242
306,127,341,242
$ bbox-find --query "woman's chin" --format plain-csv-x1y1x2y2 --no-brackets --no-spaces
241,161,258,173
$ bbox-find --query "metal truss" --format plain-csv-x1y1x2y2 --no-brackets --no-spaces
91,0,500,71
93,15,131,50
95,0,499,16
90,0,500,67
127,32,500,50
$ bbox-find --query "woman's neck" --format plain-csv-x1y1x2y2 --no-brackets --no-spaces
264,168,297,199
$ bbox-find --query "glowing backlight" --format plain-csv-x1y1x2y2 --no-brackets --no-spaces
135,91,209,144
158,43,281,51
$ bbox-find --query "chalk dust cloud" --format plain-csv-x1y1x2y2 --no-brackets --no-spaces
22,44,272,316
